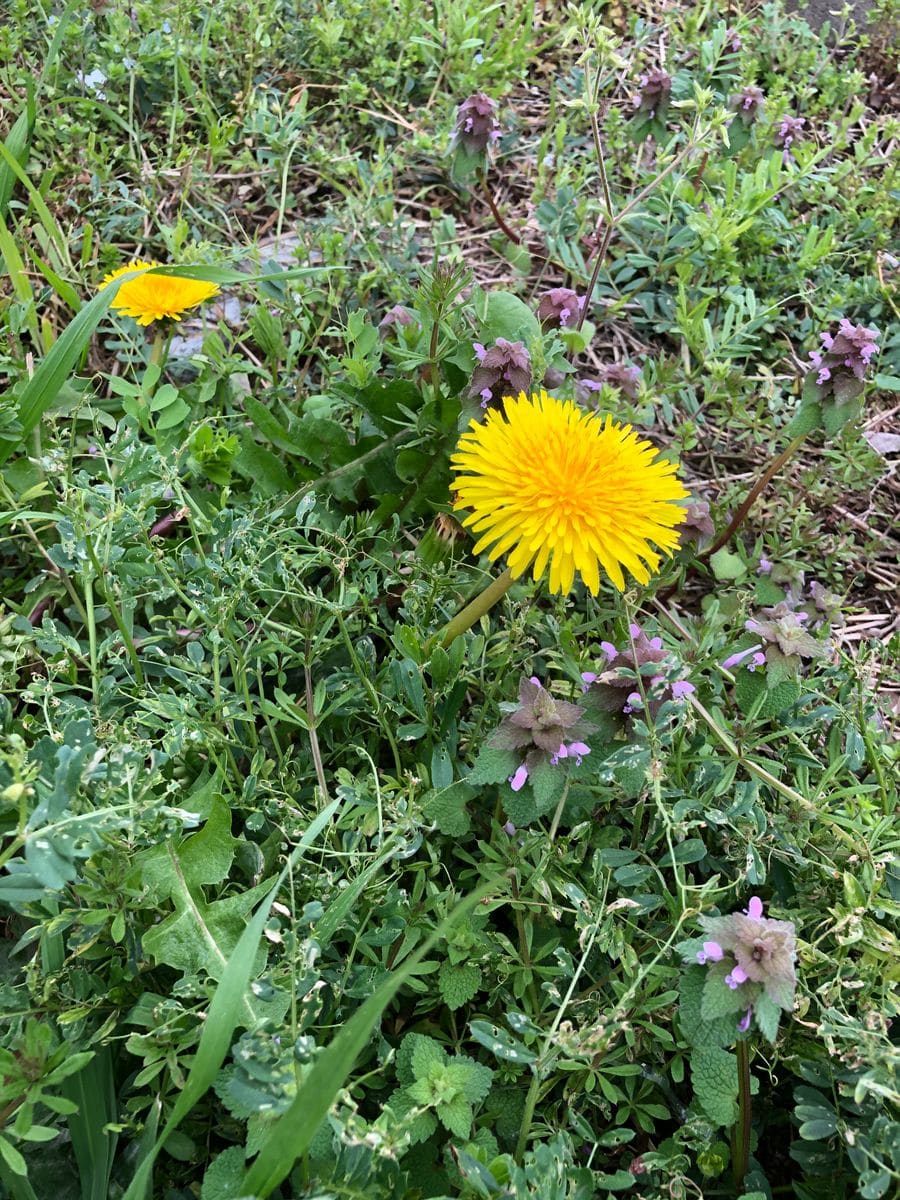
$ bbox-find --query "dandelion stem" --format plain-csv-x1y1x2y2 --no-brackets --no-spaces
733,1038,753,1189
147,330,165,368
440,568,516,648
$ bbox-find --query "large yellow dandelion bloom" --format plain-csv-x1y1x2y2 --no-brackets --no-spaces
451,391,689,595
99,261,220,325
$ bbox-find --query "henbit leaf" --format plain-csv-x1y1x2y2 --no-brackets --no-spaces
446,1058,493,1105
240,878,501,1198
411,1034,449,1080
121,797,341,1200
467,745,519,786
701,962,752,1020
678,966,739,1049
200,1147,247,1200
691,1046,739,1127
438,1093,474,1139
439,961,482,1010
422,782,474,837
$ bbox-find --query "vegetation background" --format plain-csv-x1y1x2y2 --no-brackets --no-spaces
0,1,897,1198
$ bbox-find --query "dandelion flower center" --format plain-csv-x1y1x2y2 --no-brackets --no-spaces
99,261,220,326
450,390,689,595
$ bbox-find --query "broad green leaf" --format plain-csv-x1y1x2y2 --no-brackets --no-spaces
439,961,482,1010
691,1045,738,1127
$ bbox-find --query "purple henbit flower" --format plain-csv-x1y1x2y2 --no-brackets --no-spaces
490,676,595,785
775,114,806,161
509,765,529,792
551,741,591,767
738,1007,753,1032
468,338,532,411
577,363,642,406
745,601,828,671
697,895,798,1013
675,500,715,549
473,342,487,362
537,287,585,330
633,67,672,119
378,304,416,333
583,625,691,719
503,821,517,836
733,84,764,121
696,940,724,965
757,557,773,575
454,93,501,155
721,642,764,671
805,318,880,406
725,27,742,51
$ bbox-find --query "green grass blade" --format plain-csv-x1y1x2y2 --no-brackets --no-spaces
121,796,341,1200
28,247,82,313
0,212,39,345
0,1156,39,1200
63,1046,118,1200
0,86,34,219
241,878,501,1198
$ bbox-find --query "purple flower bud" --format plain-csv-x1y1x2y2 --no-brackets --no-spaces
568,741,591,766
633,67,671,119
468,338,532,410
738,1007,753,1032
503,820,516,836
732,85,764,122
473,342,487,362
745,896,764,919
379,304,416,333
672,680,695,700
722,643,764,670
804,318,880,405
600,641,618,660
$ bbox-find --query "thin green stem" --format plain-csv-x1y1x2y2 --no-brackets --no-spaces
547,776,571,842
83,573,100,710
440,567,515,648
83,536,145,686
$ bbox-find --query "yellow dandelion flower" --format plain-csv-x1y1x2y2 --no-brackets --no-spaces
450,390,689,595
99,261,220,326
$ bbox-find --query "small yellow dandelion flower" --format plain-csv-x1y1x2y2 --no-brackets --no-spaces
99,261,220,326
450,390,689,595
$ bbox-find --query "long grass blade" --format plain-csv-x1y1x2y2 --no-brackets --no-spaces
0,87,34,219
120,796,341,1200
64,1046,118,1200
241,878,501,1198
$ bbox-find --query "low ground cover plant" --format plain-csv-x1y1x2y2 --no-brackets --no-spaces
1,1,898,1198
